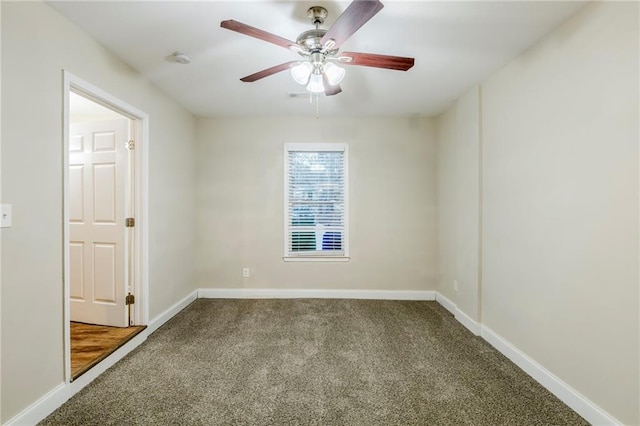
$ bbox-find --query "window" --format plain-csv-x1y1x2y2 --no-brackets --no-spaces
284,143,349,261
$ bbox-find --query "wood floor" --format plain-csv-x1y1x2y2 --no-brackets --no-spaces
71,322,146,380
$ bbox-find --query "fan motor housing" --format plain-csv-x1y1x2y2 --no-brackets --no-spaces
296,29,326,50
296,29,338,56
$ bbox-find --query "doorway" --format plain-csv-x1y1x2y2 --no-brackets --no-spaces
69,95,130,327
63,72,149,382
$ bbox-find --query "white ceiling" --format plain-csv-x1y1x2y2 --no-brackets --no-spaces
49,1,587,118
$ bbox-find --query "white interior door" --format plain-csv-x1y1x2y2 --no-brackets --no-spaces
69,118,129,327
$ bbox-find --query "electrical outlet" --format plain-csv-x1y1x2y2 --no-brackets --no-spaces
242,267,250,278
454,280,459,293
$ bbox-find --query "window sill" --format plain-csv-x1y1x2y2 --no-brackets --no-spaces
283,256,350,262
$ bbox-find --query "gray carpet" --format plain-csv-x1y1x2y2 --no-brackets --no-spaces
41,299,587,425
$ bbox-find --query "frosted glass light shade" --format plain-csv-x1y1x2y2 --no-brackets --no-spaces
323,62,345,85
290,62,313,85
306,73,325,93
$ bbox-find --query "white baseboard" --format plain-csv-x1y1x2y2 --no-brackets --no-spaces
198,288,436,301
434,292,481,336
5,331,147,426
434,292,618,424
480,325,620,426
454,309,481,336
435,291,457,315
7,289,195,426
4,383,67,426
147,290,198,335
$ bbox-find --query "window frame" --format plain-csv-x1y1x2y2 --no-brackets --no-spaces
283,143,350,262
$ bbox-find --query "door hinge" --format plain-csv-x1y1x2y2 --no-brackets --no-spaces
126,293,135,305
126,217,135,227
127,140,135,150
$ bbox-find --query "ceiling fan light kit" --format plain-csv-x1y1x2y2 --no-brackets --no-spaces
290,54,346,89
290,61,313,84
220,0,414,97
323,62,346,85
307,72,325,93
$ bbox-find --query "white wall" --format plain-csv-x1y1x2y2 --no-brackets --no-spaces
0,3,3,422
454,88,482,324
437,2,638,424
196,117,437,292
482,3,639,423
1,2,198,422
436,105,457,301
435,87,481,324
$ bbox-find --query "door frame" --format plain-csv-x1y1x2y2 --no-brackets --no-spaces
62,71,149,383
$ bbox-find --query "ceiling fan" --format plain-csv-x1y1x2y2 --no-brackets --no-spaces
220,0,415,96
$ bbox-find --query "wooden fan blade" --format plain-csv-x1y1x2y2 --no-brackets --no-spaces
323,74,342,96
221,20,297,50
321,0,384,49
340,52,415,71
240,61,298,82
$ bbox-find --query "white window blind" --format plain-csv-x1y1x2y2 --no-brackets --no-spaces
284,143,348,260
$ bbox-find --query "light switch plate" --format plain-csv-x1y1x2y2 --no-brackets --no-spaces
1,204,12,228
